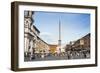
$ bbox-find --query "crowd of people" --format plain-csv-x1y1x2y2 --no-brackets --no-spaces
65,50,90,59
24,48,90,61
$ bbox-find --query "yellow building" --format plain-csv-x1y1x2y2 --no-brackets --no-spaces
49,45,57,54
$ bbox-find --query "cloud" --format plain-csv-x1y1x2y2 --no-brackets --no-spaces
40,32,57,44
40,32,52,36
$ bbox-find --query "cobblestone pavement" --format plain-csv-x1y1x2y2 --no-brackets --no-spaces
24,53,90,62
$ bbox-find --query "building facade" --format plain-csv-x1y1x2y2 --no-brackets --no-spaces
24,11,50,58
35,37,50,55
72,33,90,51
24,11,39,57
65,33,90,52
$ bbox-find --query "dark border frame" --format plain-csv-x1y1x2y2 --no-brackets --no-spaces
11,1,98,71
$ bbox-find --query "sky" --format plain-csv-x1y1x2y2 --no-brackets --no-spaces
33,11,90,45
